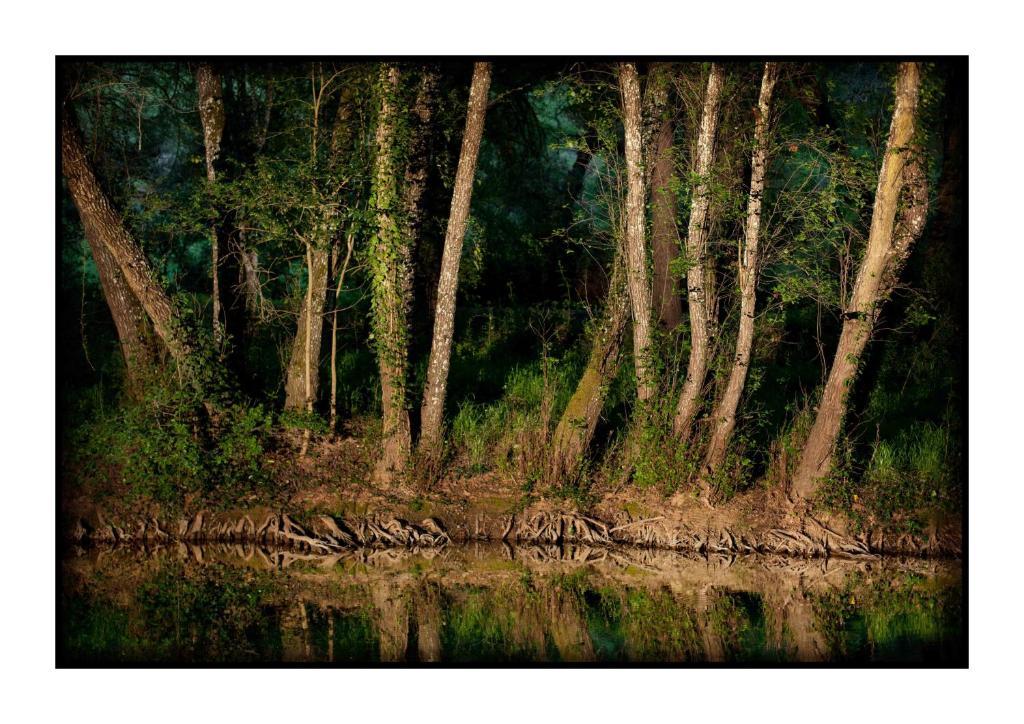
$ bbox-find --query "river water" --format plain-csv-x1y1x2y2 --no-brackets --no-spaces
59,542,963,665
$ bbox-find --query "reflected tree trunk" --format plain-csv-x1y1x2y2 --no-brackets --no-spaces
697,585,726,663
792,62,928,500
415,582,443,663
674,63,725,441
372,581,410,663
546,588,596,662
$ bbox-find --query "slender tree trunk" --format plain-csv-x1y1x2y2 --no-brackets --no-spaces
791,62,928,500
283,79,356,412
418,62,492,463
329,229,355,431
548,254,629,483
702,62,780,479
62,113,199,382
370,64,413,481
618,62,655,403
196,64,226,346
673,63,725,440
646,64,683,330
196,63,256,366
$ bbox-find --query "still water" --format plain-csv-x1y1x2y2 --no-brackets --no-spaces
60,542,963,665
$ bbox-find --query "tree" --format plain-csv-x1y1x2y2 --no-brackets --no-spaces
646,63,683,330
418,61,493,465
195,62,265,371
283,69,356,414
62,112,203,388
702,62,780,481
369,64,414,482
791,62,929,501
618,62,655,403
673,63,725,440
71,195,157,391
196,64,227,346
548,254,629,483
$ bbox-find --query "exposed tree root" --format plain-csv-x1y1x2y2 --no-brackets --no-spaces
69,511,452,553
68,507,957,559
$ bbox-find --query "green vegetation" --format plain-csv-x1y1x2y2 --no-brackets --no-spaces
812,572,963,663
62,563,283,663
59,59,964,528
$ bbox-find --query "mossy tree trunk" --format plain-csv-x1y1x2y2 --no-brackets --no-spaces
791,62,929,501
548,254,629,484
618,62,655,404
646,63,683,331
673,63,725,441
702,62,780,481
418,62,493,465
62,112,201,387
370,64,414,482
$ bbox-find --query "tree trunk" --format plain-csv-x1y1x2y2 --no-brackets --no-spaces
418,62,492,463
196,64,226,346
673,63,725,440
702,62,780,480
618,62,655,403
370,64,413,482
62,113,199,383
79,211,158,390
283,79,356,412
548,254,629,483
195,63,257,367
329,230,356,431
646,64,683,330
404,68,439,264
791,62,928,501
283,245,331,411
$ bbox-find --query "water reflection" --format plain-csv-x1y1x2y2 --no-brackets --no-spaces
60,543,962,665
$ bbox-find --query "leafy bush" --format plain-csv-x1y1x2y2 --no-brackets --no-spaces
68,377,273,507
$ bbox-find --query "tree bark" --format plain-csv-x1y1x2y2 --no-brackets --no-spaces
702,62,780,480
283,245,332,411
196,64,226,346
418,62,492,463
62,113,199,383
673,63,725,440
195,63,259,368
791,62,928,501
404,68,439,264
618,62,655,404
548,253,629,483
78,207,158,390
370,64,414,481
646,64,683,330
